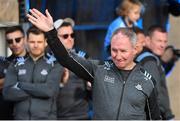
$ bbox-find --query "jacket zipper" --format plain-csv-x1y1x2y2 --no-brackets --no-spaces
112,65,135,120
28,61,36,119
112,67,127,120
116,80,126,119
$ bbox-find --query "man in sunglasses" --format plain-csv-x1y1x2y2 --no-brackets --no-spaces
0,25,27,119
53,18,91,119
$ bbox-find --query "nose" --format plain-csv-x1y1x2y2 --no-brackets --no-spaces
11,40,18,46
67,36,71,41
68,35,74,40
34,42,38,48
115,51,122,60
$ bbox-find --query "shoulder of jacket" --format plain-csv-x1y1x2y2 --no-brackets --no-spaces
136,51,160,66
69,49,89,59
76,50,88,58
14,56,29,67
103,61,113,70
74,49,89,59
44,52,58,67
140,67,156,87
0,56,6,62
112,17,125,27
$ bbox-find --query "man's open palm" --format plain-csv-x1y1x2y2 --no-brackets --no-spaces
27,8,54,32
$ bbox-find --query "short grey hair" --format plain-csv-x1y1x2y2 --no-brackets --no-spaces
111,27,137,46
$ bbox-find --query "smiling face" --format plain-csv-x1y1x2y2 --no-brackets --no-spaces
111,32,137,70
147,30,168,56
6,30,26,56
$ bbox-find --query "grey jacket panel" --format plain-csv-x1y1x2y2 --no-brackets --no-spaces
3,62,30,101
18,61,61,98
3,56,63,119
57,71,89,119
92,63,154,120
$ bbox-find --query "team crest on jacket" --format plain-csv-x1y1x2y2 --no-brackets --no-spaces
16,57,25,66
46,53,56,65
135,84,143,91
41,69,48,75
77,50,86,58
104,75,115,84
18,69,26,75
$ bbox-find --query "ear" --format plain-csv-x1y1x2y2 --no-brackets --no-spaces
45,38,48,47
133,44,139,55
145,36,150,47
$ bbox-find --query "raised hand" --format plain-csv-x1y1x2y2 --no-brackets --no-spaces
27,8,54,32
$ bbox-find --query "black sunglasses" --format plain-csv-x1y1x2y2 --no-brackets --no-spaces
59,33,75,39
6,37,23,44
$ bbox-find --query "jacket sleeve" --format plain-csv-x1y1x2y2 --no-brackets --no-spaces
46,28,96,82
18,63,62,98
140,58,161,83
146,88,161,120
3,63,29,101
157,69,175,120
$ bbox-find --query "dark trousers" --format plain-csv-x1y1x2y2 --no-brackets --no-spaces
0,93,14,119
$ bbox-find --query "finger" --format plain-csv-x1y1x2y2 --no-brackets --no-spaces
26,13,35,19
29,9,40,19
64,68,68,71
28,18,38,26
45,9,53,21
32,8,44,18
27,14,37,23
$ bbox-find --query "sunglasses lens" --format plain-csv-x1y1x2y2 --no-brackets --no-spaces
15,38,22,43
70,33,75,38
7,39,13,44
62,34,69,39
60,33,75,39
6,37,22,44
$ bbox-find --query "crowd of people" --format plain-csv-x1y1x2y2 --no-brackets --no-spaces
0,0,179,120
